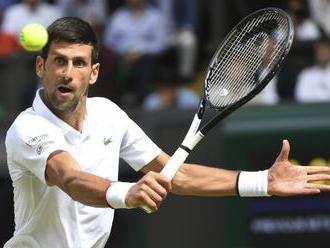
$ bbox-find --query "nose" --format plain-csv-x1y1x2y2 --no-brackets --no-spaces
61,62,73,80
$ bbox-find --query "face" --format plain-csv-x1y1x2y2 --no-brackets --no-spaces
24,0,40,8
36,41,99,115
127,0,145,8
315,41,330,66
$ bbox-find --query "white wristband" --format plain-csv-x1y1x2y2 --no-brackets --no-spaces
238,170,271,197
106,182,135,209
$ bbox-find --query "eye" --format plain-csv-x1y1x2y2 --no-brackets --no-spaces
74,59,87,67
55,57,66,65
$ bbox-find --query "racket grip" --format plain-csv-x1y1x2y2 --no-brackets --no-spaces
161,147,190,180
141,205,152,214
140,148,189,214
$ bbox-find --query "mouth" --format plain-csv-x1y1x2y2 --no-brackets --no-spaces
57,86,73,94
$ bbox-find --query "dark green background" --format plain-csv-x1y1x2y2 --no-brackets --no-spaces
222,103,330,247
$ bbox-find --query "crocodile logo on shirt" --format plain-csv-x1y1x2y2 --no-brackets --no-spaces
103,137,112,146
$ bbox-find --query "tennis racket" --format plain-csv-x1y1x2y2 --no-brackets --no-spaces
144,8,293,212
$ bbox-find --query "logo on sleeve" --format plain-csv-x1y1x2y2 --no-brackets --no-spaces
25,134,54,155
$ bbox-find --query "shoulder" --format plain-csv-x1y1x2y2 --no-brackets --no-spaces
40,2,62,11
146,5,162,18
3,3,25,16
111,7,130,20
39,3,63,17
87,97,122,111
298,66,320,78
5,3,25,11
86,97,127,119
6,108,62,146
86,97,138,135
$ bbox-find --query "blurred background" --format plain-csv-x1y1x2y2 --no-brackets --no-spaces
1,0,330,247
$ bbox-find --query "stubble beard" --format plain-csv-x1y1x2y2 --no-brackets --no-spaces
51,93,80,113
46,86,87,115
42,84,89,116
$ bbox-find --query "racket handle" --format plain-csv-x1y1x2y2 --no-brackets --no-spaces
140,148,189,214
161,147,190,180
141,205,152,214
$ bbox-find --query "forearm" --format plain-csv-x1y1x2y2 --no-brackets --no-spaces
171,163,239,196
46,151,111,208
60,169,111,208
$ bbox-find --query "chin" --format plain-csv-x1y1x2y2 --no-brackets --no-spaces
53,99,79,113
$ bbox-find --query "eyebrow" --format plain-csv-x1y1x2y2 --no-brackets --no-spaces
51,51,89,61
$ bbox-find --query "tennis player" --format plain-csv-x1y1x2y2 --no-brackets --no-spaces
5,17,330,248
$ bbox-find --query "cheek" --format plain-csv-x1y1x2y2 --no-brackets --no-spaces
76,72,93,91
43,65,60,80
43,72,58,85
79,73,91,86
81,70,95,85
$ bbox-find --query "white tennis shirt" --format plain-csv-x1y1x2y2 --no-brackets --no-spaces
5,90,161,248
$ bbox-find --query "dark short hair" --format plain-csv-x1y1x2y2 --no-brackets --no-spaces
42,17,99,64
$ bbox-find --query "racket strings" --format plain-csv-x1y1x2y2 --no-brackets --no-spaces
216,15,285,80
208,27,263,106
257,30,288,81
209,35,265,105
212,14,286,75
206,12,290,108
248,19,289,83
213,38,261,106
206,21,256,105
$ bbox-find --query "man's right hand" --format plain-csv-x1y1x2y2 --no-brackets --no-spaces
125,171,172,213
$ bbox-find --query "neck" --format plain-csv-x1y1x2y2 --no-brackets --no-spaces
28,3,39,12
130,4,145,16
58,103,85,133
319,61,330,69
41,91,86,133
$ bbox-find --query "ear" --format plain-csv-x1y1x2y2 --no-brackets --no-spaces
36,56,45,78
89,63,100,85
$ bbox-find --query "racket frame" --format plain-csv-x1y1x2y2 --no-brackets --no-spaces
143,8,294,212
161,7,294,179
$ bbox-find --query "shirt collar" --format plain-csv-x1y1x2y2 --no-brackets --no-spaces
32,88,90,143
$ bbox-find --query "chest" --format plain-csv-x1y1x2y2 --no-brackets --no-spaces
65,126,120,181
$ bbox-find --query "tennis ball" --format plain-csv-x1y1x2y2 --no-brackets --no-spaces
20,23,48,52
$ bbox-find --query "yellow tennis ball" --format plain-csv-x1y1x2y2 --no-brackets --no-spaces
20,23,48,52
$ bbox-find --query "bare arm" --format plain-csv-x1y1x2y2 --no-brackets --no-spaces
142,140,330,197
46,150,111,208
46,140,330,212
171,164,238,196
141,152,239,196
46,150,171,211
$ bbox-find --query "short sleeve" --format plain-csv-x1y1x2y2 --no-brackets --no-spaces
6,119,69,184
119,112,161,171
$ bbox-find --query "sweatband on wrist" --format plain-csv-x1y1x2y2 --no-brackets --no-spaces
238,170,271,197
106,182,135,209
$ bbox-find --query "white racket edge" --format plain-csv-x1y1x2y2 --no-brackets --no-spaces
161,112,202,178
140,112,203,213
161,131,204,179
141,131,204,213
140,147,190,213
182,114,201,144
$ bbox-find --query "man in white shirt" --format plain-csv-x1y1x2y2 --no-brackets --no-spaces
295,38,330,102
103,0,166,105
5,17,330,248
1,0,63,38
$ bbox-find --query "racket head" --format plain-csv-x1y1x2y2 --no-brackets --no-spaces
204,8,294,110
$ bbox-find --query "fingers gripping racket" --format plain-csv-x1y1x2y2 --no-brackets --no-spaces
143,8,293,212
